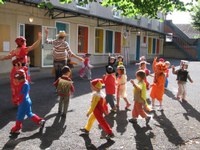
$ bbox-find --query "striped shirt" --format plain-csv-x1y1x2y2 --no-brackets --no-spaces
46,39,73,61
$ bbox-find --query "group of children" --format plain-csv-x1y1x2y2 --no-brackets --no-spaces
7,52,193,140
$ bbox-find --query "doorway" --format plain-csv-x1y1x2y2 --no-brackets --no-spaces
25,24,42,67
136,35,141,61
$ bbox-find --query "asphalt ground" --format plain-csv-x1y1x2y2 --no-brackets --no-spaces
0,59,200,150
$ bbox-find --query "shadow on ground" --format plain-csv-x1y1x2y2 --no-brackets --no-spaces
2,113,66,150
153,111,185,146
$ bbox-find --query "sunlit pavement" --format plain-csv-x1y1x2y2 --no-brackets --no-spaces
0,59,200,150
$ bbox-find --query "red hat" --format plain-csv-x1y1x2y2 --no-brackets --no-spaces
159,58,165,62
91,78,104,90
14,69,26,79
15,37,26,47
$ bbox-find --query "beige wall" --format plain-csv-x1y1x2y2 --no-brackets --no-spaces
0,3,164,73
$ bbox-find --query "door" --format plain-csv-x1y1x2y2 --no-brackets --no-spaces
136,35,140,61
42,26,57,67
153,38,156,54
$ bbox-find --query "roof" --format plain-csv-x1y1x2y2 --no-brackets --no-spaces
175,24,200,39
8,0,166,36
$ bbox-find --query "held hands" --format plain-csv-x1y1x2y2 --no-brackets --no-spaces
130,79,135,85
171,65,175,69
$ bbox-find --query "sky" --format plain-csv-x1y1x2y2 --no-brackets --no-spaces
166,0,195,24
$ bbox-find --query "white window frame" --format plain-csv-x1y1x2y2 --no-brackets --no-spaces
55,21,70,45
105,29,114,54
18,23,25,37
76,0,89,10
41,26,57,68
94,27,105,55
77,24,90,54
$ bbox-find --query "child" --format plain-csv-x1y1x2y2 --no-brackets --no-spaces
80,78,114,139
116,65,131,110
138,61,151,90
172,60,193,102
106,53,116,74
102,66,117,113
116,55,124,66
165,61,171,89
54,66,74,117
79,54,93,80
10,69,45,134
129,70,151,124
150,57,167,110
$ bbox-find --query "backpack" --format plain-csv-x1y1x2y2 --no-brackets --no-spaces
57,78,73,96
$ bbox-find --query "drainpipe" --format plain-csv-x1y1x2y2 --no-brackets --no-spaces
198,39,200,61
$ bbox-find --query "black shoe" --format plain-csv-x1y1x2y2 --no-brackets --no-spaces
106,133,115,139
39,120,46,128
80,128,89,134
58,111,61,114
145,116,151,125
128,118,137,124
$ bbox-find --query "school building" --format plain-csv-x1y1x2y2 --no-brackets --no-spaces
0,0,165,73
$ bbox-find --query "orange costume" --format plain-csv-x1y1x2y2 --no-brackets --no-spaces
150,58,167,102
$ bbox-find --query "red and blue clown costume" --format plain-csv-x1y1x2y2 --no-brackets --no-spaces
11,70,45,134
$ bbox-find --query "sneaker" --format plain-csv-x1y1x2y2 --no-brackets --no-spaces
145,116,151,125
125,103,131,109
110,109,117,113
106,133,115,139
128,118,137,124
151,105,156,110
80,128,89,134
158,105,163,111
39,120,46,128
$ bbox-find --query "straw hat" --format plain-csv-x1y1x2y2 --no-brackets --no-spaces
57,31,67,38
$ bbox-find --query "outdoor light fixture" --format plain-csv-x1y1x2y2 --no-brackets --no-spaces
29,17,34,23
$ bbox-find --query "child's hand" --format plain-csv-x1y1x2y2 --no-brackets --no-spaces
130,79,135,85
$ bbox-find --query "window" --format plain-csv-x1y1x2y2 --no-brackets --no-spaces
113,7,121,19
19,24,25,37
114,32,121,53
76,0,89,10
143,36,147,44
166,33,173,42
148,37,152,54
156,39,160,54
78,26,88,53
56,22,70,44
95,29,104,53
105,30,113,53
152,38,156,54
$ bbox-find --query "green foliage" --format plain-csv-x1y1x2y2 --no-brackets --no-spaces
191,1,200,32
0,0,198,19
0,0,5,4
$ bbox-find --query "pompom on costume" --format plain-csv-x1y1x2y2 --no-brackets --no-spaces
10,70,45,134
150,58,167,105
81,79,114,138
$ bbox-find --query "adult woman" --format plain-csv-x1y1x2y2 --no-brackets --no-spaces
45,29,84,81
0,32,42,106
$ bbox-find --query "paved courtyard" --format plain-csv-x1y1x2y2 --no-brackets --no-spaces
0,60,200,150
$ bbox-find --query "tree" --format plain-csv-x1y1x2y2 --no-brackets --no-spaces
0,0,197,19
191,1,200,32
